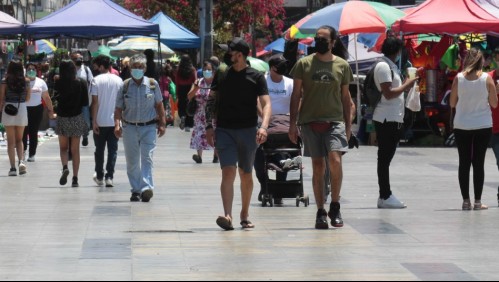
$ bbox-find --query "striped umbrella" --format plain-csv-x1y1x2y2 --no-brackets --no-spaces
110,37,174,59
35,39,57,54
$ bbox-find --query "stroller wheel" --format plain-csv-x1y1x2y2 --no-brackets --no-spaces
296,196,300,207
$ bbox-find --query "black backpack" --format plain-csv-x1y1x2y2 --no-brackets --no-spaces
363,57,394,109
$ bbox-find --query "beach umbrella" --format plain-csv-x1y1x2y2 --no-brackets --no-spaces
110,37,174,59
35,39,57,54
91,45,117,60
247,57,269,73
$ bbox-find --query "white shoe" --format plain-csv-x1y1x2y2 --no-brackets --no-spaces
377,195,407,209
281,156,302,170
27,156,35,162
19,162,27,175
93,174,104,186
105,178,114,188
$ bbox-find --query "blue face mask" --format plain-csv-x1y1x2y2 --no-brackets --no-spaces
131,69,144,80
27,70,37,78
203,70,213,79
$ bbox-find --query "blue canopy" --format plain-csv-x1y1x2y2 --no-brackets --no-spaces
264,38,308,53
26,0,159,39
0,10,24,35
149,12,200,49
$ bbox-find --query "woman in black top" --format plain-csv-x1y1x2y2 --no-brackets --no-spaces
54,60,89,188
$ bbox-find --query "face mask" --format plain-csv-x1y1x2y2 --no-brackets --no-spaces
314,37,330,55
131,69,144,80
27,70,36,78
223,52,233,67
203,70,213,79
75,59,83,67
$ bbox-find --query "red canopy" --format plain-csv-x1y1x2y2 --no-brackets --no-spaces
392,0,499,34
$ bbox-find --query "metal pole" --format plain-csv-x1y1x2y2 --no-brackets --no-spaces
354,34,361,130
199,0,206,65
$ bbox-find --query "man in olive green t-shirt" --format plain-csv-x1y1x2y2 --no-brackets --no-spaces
289,25,353,230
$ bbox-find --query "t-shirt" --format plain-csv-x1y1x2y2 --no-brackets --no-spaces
2,78,29,103
26,77,48,107
373,57,404,123
212,66,268,129
290,54,353,125
489,70,499,134
91,73,124,127
265,74,293,115
55,78,89,118
76,65,94,106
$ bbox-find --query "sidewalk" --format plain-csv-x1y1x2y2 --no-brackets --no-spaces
0,127,498,280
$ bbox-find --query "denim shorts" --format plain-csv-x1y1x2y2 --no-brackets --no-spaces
215,127,258,173
300,122,348,158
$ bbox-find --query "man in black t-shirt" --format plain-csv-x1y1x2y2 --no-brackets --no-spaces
206,38,271,231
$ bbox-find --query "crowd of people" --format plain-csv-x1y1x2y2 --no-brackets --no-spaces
1,25,499,231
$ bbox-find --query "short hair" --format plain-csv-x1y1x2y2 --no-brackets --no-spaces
130,54,147,68
93,55,111,69
381,37,404,57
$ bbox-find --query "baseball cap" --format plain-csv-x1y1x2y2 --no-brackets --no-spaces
268,54,287,68
228,38,250,57
217,43,229,51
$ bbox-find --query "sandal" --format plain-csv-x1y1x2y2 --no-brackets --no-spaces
240,220,255,229
474,202,488,210
462,200,472,211
216,216,234,231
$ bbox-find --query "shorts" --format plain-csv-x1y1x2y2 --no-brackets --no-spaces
300,122,348,158
215,127,258,173
2,102,28,127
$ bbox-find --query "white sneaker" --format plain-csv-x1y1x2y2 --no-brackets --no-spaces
27,156,35,162
19,162,27,175
377,195,407,209
281,156,303,170
93,174,104,186
105,178,114,188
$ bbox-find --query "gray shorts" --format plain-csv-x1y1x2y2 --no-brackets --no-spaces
300,122,348,158
215,127,258,173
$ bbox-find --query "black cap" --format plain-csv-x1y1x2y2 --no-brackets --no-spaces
268,54,287,68
228,38,250,57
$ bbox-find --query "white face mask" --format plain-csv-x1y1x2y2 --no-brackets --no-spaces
203,70,213,79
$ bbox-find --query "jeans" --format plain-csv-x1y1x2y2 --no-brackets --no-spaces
93,127,119,180
375,121,403,200
491,133,499,171
455,128,491,200
122,124,157,193
23,105,44,157
82,106,91,139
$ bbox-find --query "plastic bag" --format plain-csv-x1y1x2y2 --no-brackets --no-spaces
405,82,421,112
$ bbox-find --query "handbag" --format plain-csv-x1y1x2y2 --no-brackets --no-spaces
4,90,22,116
186,98,198,117
308,121,334,133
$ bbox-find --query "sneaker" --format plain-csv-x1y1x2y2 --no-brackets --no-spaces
130,193,141,202
462,199,472,211
192,154,202,164
27,156,35,162
281,156,302,170
72,177,79,188
141,189,154,202
8,168,17,177
60,169,70,185
93,174,104,186
328,202,344,228
377,195,407,209
213,156,219,163
105,178,114,188
18,161,27,175
179,117,186,130
315,209,329,229
82,137,89,147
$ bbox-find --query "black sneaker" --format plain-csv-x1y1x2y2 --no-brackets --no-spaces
192,154,202,164
8,168,17,177
82,137,89,147
130,193,141,202
213,156,219,163
328,202,344,228
60,169,70,185
315,209,329,229
72,177,79,188
141,189,154,202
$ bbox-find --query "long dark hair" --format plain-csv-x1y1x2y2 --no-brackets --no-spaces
178,54,193,79
6,60,26,93
55,60,78,94
317,25,348,60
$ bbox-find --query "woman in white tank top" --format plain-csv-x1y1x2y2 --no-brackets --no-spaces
450,48,498,211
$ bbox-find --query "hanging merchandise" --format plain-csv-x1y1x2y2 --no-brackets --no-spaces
440,44,460,71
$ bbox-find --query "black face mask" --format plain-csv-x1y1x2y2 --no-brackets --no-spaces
75,59,83,67
314,37,330,55
223,52,233,67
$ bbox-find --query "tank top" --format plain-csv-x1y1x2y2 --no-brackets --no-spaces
454,72,492,130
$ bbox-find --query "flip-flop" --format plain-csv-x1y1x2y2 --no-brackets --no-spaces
216,216,234,231
240,220,255,229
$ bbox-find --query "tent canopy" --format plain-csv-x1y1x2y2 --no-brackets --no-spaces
26,0,159,39
392,0,499,34
0,11,24,35
149,12,200,49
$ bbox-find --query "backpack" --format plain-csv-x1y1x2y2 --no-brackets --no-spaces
363,57,394,109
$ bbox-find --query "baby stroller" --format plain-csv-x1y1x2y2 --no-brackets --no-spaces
260,133,309,207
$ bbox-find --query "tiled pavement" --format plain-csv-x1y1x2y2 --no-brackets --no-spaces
1,127,499,281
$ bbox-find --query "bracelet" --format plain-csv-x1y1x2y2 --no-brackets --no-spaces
259,127,268,131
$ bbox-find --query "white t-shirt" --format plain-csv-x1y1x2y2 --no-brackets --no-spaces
90,73,124,127
265,74,293,115
373,57,404,123
77,65,94,105
26,77,48,107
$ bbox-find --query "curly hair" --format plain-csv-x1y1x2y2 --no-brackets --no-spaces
6,60,26,94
